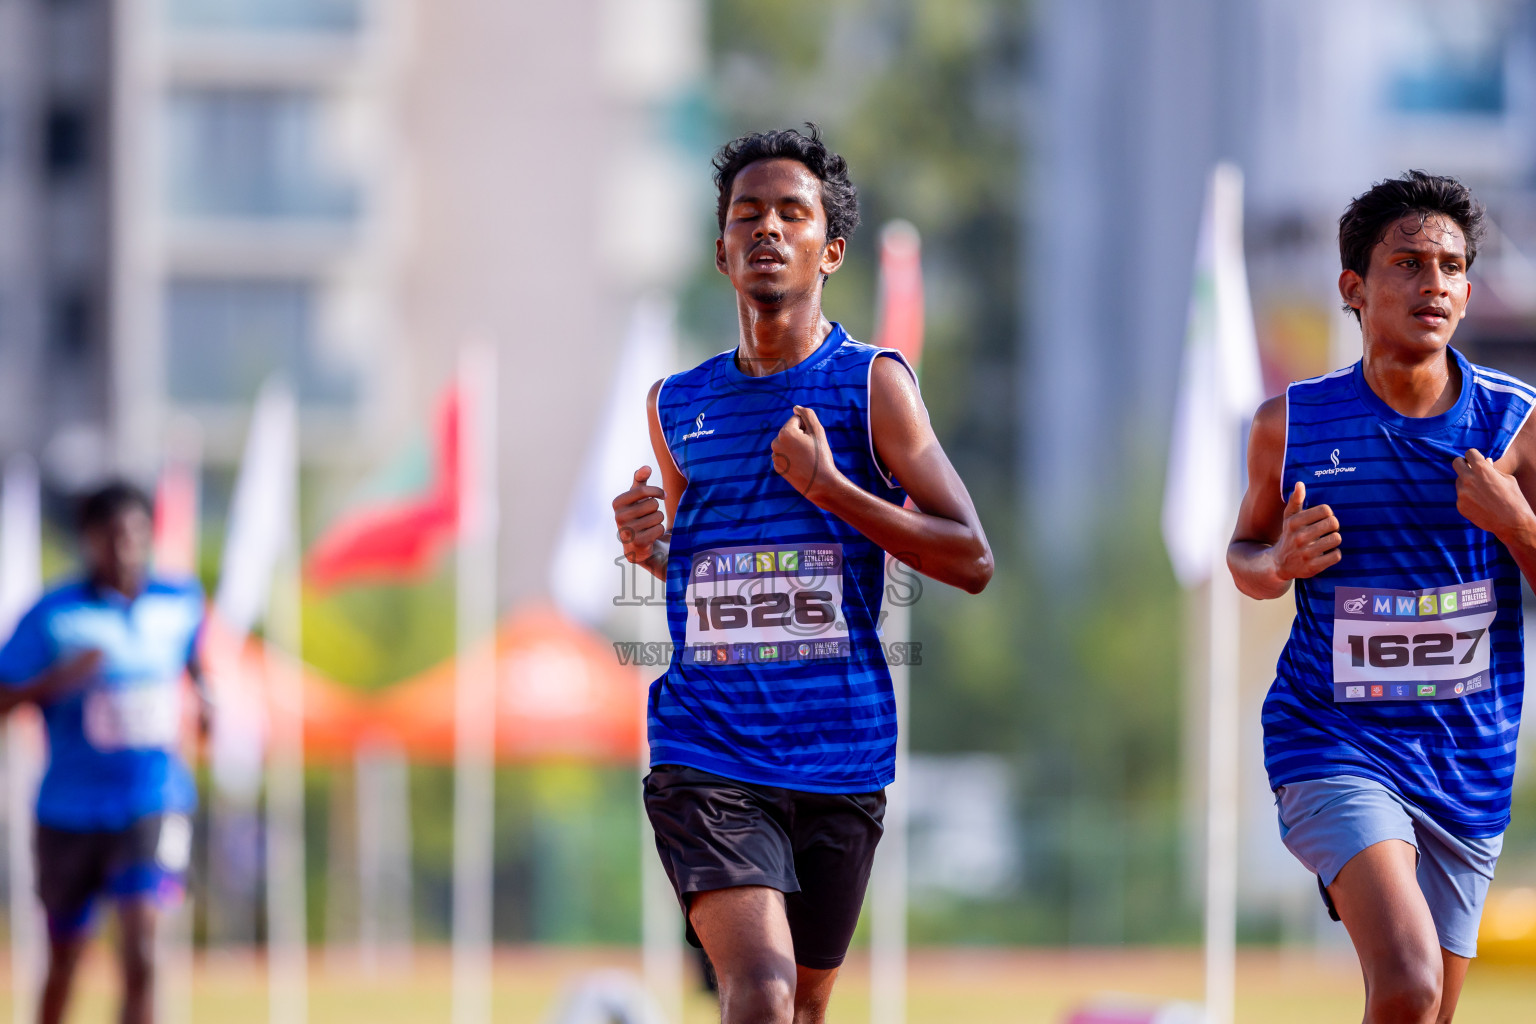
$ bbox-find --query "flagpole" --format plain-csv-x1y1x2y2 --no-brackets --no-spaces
1204,556,1240,1024
1159,163,1258,1024
453,341,499,1024
264,384,306,1024
153,418,201,1024
640,674,684,1022
1,457,43,1024
870,590,909,1024
868,221,923,1024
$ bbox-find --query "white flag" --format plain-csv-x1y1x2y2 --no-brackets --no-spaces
549,295,678,625
0,456,42,634
215,378,298,636
1162,163,1263,588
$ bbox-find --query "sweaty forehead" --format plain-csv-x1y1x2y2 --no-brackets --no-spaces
730,158,823,206
1377,213,1466,255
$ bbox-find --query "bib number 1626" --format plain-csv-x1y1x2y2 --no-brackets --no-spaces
692,591,835,632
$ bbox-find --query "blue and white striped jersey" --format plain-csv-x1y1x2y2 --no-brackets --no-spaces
1265,346,1535,837
650,323,910,794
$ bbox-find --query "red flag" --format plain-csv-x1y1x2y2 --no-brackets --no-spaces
153,433,201,578
305,387,461,589
872,220,924,369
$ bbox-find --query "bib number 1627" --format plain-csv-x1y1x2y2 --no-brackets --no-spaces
1343,629,1485,669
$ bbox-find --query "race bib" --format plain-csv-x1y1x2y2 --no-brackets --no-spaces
1332,579,1497,702
83,683,182,750
683,543,850,665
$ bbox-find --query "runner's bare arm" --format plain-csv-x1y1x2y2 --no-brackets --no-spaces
1458,414,1536,590
612,379,686,583
0,649,102,716
771,356,992,593
1228,395,1343,599
186,645,214,738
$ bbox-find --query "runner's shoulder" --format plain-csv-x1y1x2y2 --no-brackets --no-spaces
29,579,96,615
1251,394,1286,450
1462,359,1536,464
1464,358,1536,409
9,579,99,638
143,574,205,603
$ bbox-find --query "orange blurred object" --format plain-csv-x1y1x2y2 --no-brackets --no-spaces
194,612,371,764
374,605,644,763
189,605,644,766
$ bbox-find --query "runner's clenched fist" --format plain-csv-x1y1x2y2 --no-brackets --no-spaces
613,466,667,569
1272,482,1343,581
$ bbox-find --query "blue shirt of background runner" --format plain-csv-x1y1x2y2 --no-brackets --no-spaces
0,577,205,831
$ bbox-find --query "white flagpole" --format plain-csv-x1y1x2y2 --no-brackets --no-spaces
356,741,413,977
870,588,909,1024
263,383,306,1024
452,341,499,1024
868,222,923,1024
153,415,202,577
1204,561,1241,1024
154,417,201,1024
639,647,683,1022
1,457,43,1024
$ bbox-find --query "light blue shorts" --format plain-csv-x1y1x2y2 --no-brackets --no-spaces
1274,775,1502,958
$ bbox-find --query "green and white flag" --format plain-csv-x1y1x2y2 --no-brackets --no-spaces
1162,163,1263,587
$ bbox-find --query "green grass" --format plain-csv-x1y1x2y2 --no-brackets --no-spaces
9,946,1535,1023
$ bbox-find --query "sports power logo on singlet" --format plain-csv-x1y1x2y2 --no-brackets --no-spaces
681,413,715,441
1332,579,1496,701
1314,447,1357,477
684,543,849,665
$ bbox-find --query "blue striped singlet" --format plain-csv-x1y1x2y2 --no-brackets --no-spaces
1265,346,1535,837
650,323,910,794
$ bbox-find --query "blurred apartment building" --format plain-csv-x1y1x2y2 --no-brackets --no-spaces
0,0,705,601
0,0,115,473
0,0,412,486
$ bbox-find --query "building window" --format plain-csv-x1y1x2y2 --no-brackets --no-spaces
166,278,356,406
48,289,93,358
165,88,358,222
165,0,362,34
1385,2,1509,115
44,104,89,180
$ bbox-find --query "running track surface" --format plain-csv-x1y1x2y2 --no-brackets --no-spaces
3,945,1534,1022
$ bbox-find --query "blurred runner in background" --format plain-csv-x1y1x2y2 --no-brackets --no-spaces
612,125,992,1024
0,482,212,1024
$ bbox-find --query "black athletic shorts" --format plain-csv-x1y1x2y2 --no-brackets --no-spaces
643,763,885,971
36,812,192,939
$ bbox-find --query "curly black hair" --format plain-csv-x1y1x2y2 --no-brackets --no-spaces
1338,170,1486,322
712,124,860,244
78,480,153,533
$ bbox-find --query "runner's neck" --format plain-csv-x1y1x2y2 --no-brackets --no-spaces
92,571,146,602
733,303,834,377
1360,346,1461,419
